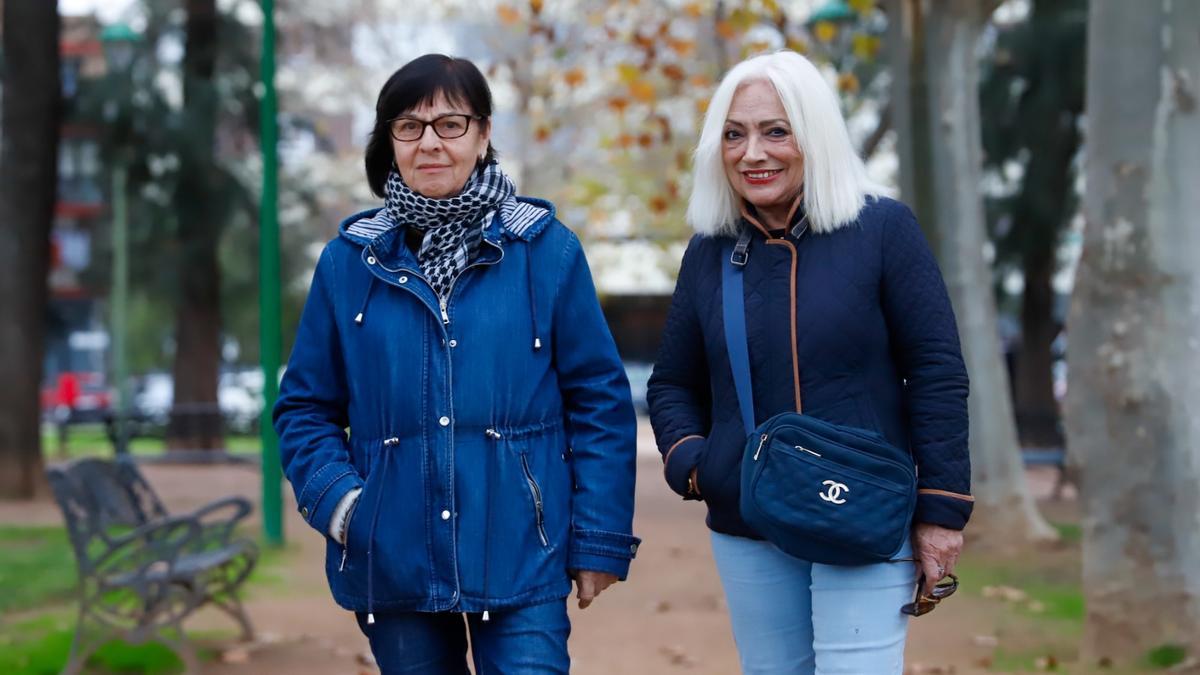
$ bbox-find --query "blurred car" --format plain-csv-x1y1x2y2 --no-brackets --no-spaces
41,371,112,425
623,361,653,414
131,372,173,429
127,369,264,437
219,369,264,434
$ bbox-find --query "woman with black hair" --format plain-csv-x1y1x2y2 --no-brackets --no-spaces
275,54,640,673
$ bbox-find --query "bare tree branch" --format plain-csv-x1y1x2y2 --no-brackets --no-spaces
859,101,892,160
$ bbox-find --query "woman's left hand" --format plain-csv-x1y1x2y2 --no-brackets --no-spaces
571,570,619,609
912,523,963,595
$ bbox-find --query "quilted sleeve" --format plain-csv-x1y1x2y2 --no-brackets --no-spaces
647,236,712,499
879,204,974,530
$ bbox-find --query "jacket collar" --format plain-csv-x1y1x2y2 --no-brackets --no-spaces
338,196,557,249
739,195,808,241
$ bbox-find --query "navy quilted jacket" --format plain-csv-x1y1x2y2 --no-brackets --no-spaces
647,196,973,537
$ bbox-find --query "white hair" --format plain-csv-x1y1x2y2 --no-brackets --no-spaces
686,50,884,236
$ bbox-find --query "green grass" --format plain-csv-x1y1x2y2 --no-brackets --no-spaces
0,614,221,675
0,524,293,674
956,554,1084,623
244,538,300,590
946,525,1087,672
1051,522,1082,545
1145,644,1188,669
41,424,261,459
0,527,80,614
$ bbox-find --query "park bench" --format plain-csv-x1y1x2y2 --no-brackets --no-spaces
46,458,258,674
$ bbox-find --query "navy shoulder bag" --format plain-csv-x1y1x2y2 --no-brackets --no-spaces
723,237,916,566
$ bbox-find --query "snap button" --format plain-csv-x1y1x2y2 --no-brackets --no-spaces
399,275,408,283
300,506,309,518
630,543,639,554
366,256,376,265
441,510,451,520
439,416,450,427
449,339,458,348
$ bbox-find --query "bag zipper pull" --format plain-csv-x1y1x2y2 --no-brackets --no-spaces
795,445,821,457
753,434,768,461
339,548,348,572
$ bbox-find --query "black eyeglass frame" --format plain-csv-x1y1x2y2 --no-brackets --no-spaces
388,113,485,142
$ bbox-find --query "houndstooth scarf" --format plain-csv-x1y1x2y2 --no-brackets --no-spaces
383,162,516,300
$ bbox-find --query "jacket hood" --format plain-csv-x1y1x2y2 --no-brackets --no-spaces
337,196,557,247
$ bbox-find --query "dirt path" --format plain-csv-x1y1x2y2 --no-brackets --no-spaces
9,423,1072,674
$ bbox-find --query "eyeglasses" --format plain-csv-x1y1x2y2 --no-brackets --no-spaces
901,573,959,617
389,114,483,142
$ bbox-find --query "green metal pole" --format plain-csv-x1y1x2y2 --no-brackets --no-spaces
259,0,283,547
111,163,129,455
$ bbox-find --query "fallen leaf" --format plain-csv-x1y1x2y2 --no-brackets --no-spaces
981,585,1028,602
658,644,695,667
1034,654,1059,670
972,634,999,648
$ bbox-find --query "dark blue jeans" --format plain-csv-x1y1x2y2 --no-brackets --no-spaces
356,600,570,674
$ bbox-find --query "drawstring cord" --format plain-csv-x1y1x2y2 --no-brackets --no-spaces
365,446,390,625
526,248,542,350
355,275,377,325
482,427,503,622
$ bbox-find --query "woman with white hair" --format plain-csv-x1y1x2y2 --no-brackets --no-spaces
647,50,972,673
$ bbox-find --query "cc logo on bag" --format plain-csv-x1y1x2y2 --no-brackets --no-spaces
818,480,849,504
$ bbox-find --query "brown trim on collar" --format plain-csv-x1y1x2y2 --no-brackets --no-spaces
734,198,805,414
737,192,804,238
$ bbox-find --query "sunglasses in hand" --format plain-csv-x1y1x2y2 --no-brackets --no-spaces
901,573,959,617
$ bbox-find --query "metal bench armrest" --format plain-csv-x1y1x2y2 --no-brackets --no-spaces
186,496,253,546
93,515,203,580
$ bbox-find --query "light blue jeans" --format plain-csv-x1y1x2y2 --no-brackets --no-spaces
710,531,917,675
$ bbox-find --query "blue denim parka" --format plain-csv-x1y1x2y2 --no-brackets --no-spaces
274,198,640,617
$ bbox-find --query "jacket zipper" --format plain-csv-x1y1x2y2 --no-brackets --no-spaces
365,238,506,609
366,239,504,328
437,239,505,327
519,454,549,547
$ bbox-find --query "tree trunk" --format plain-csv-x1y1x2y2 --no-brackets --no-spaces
0,2,59,498
1008,0,1083,450
1013,244,1062,447
887,0,1056,543
1068,0,1200,664
168,0,225,450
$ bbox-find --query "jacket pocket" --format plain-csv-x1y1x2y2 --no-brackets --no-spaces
519,453,550,548
331,437,428,604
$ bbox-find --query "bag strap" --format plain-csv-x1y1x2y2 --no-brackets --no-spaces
722,232,757,437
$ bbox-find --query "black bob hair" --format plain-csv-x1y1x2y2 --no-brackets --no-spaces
365,54,498,198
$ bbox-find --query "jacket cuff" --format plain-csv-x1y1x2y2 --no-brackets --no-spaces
915,491,974,530
569,528,641,581
663,436,706,499
296,461,364,535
